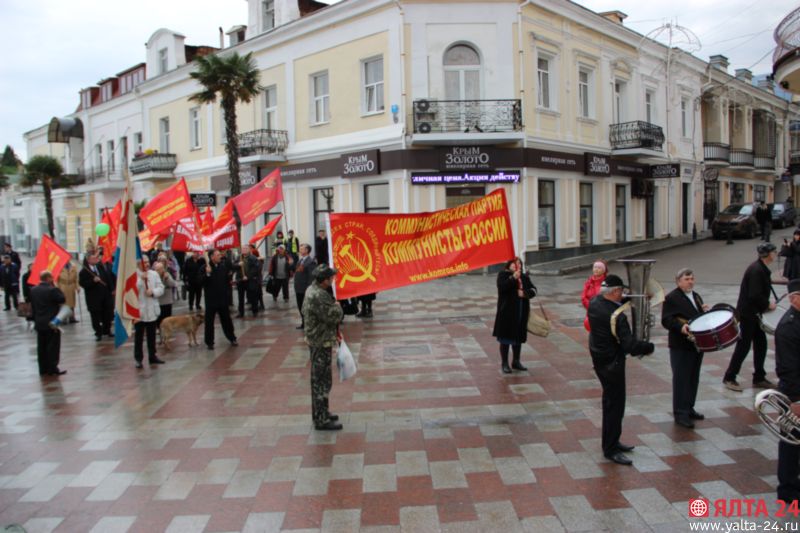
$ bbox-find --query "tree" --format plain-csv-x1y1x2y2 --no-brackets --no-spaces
23,155,63,238
0,173,8,190
1,145,20,168
189,52,263,227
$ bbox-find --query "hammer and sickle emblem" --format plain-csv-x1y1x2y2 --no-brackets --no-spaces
337,234,376,288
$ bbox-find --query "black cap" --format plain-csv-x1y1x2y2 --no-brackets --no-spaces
757,242,777,256
788,279,800,295
313,264,338,282
601,274,627,288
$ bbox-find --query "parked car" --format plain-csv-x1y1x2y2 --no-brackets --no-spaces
711,204,758,239
771,202,797,228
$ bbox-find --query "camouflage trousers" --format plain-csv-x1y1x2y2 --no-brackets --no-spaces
309,345,333,425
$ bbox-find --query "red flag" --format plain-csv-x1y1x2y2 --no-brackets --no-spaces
200,207,214,236
208,200,239,250
138,226,169,252
329,189,514,300
139,178,193,235
28,235,72,286
172,216,207,252
249,214,283,245
97,201,121,263
232,169,283,225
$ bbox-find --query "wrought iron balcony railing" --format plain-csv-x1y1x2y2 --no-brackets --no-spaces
238,129,289,157
608,121,664,151
754,153,776,171
729,149,754,167
412,99,522,134
704,142,730,162
129,153,177,175
75,166,125,183
791,150,800,164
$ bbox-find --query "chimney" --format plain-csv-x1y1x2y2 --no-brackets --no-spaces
219,27,224,49
598,10,627,25
758,77,775,92
709,54,729,73
735,68,753,84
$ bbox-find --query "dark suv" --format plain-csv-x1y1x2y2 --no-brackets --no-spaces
711,204,758,239
771,202,797,228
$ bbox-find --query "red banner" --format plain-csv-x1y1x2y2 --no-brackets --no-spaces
200,207,214,236
97,200,121,263
329,189,514,299
232,169,283,225
28,235,72,285
139,178,193,235
138,226,168,252
209,200,239,251
249,214,283,245
172,217,207,252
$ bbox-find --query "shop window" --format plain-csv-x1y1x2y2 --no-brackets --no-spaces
538,180,555,248
730,182,745,204
754,184,766,202
579,182,593,246
616,184,626,243
364,183,389,213
313,187,334,235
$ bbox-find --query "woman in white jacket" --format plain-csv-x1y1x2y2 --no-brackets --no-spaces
134,255,165,368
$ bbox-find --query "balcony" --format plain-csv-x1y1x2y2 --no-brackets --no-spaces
773,7,800,94
790,150,800,174
129,153,177,181
704,142,730,166
729,149,754,168
410,99,523,146
609,121,665,158
71,166,125,191
238,129,289,164
754,153,776,173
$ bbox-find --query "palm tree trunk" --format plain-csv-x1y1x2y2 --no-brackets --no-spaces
222,96,242,232
43,176,55,238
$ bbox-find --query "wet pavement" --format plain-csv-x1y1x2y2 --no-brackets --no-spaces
0,230,797,532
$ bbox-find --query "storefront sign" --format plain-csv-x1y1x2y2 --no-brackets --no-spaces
611,161,648,179
341,149,380,177
525,149,581,171
190,193,217,207
440,146,496,171
584,152,611,177
650,163,680,179
240,166,258,190
411,171,521,185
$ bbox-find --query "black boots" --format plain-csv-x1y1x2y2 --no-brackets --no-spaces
501,344,526,373
511,345,527,371
500,345,512,374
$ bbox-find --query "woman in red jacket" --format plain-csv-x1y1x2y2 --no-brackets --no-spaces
581,260,607,331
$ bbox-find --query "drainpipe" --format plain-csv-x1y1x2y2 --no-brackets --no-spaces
517,0,533,257
394,0,410,213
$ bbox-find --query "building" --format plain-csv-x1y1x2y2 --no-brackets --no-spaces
18,0,800,262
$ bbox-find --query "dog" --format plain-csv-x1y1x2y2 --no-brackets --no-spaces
159,313,204,350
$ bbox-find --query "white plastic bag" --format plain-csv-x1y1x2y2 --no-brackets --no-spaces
336,339,357,382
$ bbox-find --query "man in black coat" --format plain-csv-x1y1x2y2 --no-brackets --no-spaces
756,201,771,243
182,252,206,311
79,253,115,341
203,249,237,349
30,271,67,376
775,278,800,503
723,242,778,391
314,230,329,267
293,244,317,329
661,268,710,429
2,242,21,268
588,274,655,465
234,247,261,318
0,254,20,310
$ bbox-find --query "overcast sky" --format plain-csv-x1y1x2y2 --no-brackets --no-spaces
0,0,794,161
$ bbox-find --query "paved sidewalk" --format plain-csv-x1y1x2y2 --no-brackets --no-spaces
0,257,789,532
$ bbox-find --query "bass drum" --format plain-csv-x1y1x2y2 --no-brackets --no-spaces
688,308,740,352
760,294,790,335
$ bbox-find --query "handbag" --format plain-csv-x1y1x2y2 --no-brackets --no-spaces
336,338,357,381
265,275,277,295
527,300,552,337
17,301,32,318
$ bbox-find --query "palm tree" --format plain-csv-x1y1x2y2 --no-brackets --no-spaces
23,155,64,238
189,52,263,210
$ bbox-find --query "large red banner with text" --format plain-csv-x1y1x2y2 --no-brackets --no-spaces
329,189,515,299
139,178,193,235
232,169,283,225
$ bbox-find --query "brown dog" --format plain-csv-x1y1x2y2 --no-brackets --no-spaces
159,313,204,350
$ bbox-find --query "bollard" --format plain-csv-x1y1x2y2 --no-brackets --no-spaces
726,228,734,245
692,223,697,242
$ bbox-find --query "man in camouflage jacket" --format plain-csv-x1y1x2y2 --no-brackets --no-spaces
302,265,344,430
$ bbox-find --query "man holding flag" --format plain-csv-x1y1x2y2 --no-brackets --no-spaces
112,193,143,349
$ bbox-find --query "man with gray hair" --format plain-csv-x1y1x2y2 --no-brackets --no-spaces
30,271,66,376
661,268,710,429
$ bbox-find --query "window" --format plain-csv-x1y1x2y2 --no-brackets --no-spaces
159,48,169,74
613,80,626,123
579,183,593,246
107,140,115,172
101,84,112,102
134,132,143,153
444,44,481,101
730,182,745,204
578,67,593,118
264,85,277,130
120,137,128,169
537,56,551,109
262,0,275,32
82,90,92,109
311,72,330,124
189,107,201,149
681,97,689,137
95,143,102,171
538,180,555,248
645,89,655,123
363,57,384,114
159,117,170,153
754,184,766,202
616,185,626,242
364,183,390,213
313,187,334,235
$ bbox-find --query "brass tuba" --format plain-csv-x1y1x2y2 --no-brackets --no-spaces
754,389,800,445
617,259,664,342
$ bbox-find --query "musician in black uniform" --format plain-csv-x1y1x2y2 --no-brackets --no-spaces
661,268,710,429
775,278,800,503
588,274,655,465
723,242,778,392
